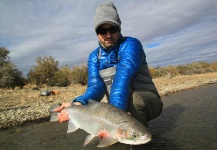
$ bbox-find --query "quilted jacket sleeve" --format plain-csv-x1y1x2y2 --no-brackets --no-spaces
109,38,145,111
73,50,106,105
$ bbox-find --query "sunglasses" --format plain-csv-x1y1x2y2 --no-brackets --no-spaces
96,26,119,35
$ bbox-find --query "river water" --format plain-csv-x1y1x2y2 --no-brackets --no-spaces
1,83,217,150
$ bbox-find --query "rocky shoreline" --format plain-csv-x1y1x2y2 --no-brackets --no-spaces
0,72,217,129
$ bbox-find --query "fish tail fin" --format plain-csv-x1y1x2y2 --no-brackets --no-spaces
50,112,59,122
49,104,61,122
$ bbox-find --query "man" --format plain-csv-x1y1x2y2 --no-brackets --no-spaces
55,2,163,127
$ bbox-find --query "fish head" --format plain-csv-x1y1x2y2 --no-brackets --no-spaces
116,123,152,145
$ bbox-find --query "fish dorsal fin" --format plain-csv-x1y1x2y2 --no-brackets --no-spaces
67,120,79,133
97,130,118,147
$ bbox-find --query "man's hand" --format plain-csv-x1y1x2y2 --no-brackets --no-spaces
73,102,83,105
54,101,83,123
54,102,83,112
58,109,69,123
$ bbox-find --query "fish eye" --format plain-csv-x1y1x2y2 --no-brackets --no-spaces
132,133,138,138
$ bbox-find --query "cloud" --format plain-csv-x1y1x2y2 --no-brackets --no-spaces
0,0,217,76
145,20,217,67
120,0,217,39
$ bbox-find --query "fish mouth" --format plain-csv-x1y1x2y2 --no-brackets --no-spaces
138,136,152,144
132,136,152,145
119,135,152,145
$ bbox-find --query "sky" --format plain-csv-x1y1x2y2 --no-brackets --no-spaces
0,0,217,76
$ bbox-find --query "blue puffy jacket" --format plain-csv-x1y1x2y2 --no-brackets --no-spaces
73,36,159,111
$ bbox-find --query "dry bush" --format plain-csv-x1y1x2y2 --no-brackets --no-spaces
166,66,179,77
0,47,25,89
149,67,157,78
50,65,71,87
70,64,88,85
149,61,217,78
210,62,217,71
186,61,213,74
149,66,167,78
176,65,192,75
27,56,58,86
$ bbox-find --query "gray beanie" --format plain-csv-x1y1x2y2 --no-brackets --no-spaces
94,2,121,30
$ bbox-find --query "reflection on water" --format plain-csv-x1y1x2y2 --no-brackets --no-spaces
1,84,217,150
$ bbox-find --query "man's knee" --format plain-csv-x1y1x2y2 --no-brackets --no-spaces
130,91,163,121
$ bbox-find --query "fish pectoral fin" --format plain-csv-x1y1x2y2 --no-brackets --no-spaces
83,135,95,147
97,136,119,147
67,120,79,133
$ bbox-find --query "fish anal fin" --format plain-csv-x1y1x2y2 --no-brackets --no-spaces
97,130,118,147
83,134,95,147
67,120,79,133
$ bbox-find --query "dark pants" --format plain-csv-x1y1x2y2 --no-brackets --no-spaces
128,90,163,127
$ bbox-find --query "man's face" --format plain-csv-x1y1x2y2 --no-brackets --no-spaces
96,23,120,49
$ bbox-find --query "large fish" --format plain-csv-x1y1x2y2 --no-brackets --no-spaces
50,100,152,148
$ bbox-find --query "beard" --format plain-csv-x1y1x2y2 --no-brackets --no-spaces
101,38,115,49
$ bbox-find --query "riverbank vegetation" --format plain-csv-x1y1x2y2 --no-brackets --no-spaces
1,47,217,89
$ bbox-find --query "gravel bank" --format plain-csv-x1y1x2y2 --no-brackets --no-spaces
0,72,217,129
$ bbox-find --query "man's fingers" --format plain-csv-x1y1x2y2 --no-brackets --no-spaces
73,102,82,105
54,106,64,112
53,102,74,112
